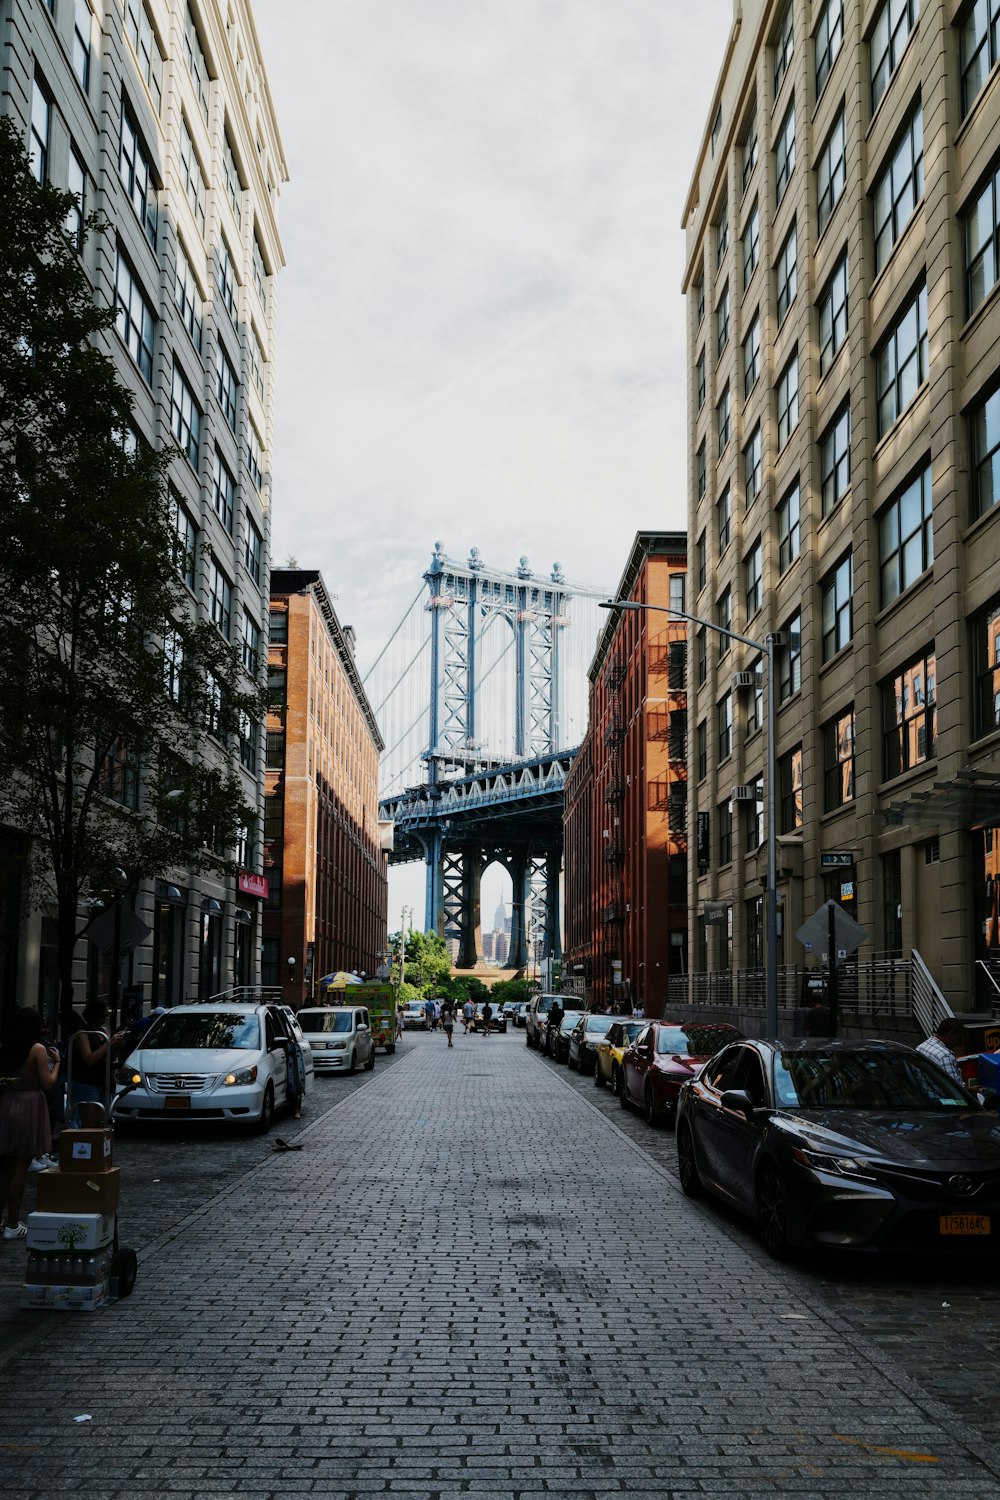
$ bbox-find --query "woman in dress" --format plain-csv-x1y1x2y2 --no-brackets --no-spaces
0,1008,61,1241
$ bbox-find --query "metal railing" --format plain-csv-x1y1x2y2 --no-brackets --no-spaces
911,950,953,1036
666,954,914,1022
975,960,1000,1017
205,986,286,1006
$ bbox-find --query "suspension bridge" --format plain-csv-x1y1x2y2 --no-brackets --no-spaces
364,544,609,970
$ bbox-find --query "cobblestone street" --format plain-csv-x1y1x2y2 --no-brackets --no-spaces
2,1030,1000,1498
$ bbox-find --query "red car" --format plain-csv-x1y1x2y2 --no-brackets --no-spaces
620,1021,744,1126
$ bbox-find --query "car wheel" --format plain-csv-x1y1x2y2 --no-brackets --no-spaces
256,1082,275,1134
611,1065,622,1097
643,1082,658,1128
568,1051,578,1072
594,1062,605,1088
757,1161,793,1260
364,1048,375,1071
348,1050,357,1075
526,1031,533,1048
619,1074,631,1110
677,1122,703,1198
386,1043,396,1054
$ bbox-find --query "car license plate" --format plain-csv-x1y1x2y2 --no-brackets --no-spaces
165,1095,191,1110
940,1213,991,1236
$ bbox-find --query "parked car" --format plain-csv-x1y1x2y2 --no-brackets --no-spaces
295,1005,376,1075
525,993,564,1049
676,1037,1000,1259
567,1012,618,1074
512,1002,531,1028
280,1007,315,1082
548,1011,584,1062
401,1000,428,1030
620,1022,744,1126
593,1021,646,1092
114,1003,298,1131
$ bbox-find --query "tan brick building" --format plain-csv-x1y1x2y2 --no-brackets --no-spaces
263,571,387,1006
563,533,688,1014
683,0,1000,1009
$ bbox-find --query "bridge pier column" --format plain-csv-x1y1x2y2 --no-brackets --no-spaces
457,845,482,969
545,851,562,963
422,827,444,935
509,851,529,970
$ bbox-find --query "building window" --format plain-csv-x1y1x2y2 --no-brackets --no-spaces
882,648,936,778
170,491,197,590
216,342,239,432
695,271,705,327
744,425,762,505
962,0,1000,117
264,797,284,844
217,237,238,321
972,387,1000,521
775,100,796,206
261,937,279,985
746,656,763,737
717,282,730,355
879,463,932,605
777,351,799,448
773,0,794,96
179,118,207,237
820,405,851,515
824,708,855,809
222,129,243,228
779,612,801,701
247,424,264,491
171,361,201,470
250,327,266,401
265,730,285,770
876,283,927,437
696,627,707,686
873,0,918,113
742,201,760,287
718,799,733,864
174,241,204,353
744,541,763,618
818,253,849,375
821,553,853,660
30,75,50,184
253,232,268,308
717,486,731,552
102,741,140,810
779,747,803,833
718,693,733,762
743,313,761,397
66,148,86,250
119,104,158,247
715,201,729,270
212,447,235,533
241,609,260,675
670,573,686,616
966,156,1000,316
245,518,262,585
874,108,924,275
776,222,797,324
114,250,155,383
268,609,288,645
777,482,800,574
239,710,256,772
697,721,708,780
125,1,163,113
711,104,723,157
696,348,706,410
972,596,1000,738
742,111,758,195
717,587,732,653
209,560,232,639
184,2,211,122
745,775,765,852
717,385,731,454
697,440,707,500
815,0,844,96
817,111,847,235
73,0,94,94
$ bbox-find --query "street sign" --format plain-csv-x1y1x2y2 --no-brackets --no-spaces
795,900,867,965
820,851,854,869
703,901,729,925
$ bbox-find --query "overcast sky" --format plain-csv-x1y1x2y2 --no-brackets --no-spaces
253,0,732,932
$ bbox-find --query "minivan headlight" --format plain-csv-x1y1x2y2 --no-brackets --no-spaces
223,1065,258,1086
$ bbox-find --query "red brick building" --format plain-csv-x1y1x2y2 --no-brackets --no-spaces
563,533,688,1015
263,572,388,1005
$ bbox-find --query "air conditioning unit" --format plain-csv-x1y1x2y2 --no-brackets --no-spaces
768,631,786,647
732,784,757,802
732,671,755,689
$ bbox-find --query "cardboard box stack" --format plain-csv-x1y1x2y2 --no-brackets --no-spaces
22,1128,118,1311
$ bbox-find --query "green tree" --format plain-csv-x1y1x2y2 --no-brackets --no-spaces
400,929,452,994
0,119,261,1018
489,978,532,1008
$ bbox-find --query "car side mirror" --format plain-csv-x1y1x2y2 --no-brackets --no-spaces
721,1089,756,1119
270,1036,289,1050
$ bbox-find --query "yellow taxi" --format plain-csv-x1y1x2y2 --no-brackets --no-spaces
593,1020,645,1096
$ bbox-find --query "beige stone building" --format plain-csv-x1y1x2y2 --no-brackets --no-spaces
683,0,1000,1010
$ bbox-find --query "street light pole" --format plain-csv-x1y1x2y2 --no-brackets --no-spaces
600,599,780,1037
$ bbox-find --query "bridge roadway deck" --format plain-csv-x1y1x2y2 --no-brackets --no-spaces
1,1033,999,1498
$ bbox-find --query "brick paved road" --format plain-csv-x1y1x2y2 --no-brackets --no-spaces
1,1031,999,1498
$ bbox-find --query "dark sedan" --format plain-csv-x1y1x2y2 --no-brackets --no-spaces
567,1012,618,1074
676,1038,1000,1259
547,1012,583,1062
620,1022,744,1125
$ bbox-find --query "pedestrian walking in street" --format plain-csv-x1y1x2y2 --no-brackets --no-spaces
441,1002,455,1047
394,1004,404,1043
424,997,435,1031
462,1000,474,1034
0,1008,61,1241
480,1000,493,1036
916,1017,966,1085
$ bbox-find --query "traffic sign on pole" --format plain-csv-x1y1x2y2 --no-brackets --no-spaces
795,900,867,966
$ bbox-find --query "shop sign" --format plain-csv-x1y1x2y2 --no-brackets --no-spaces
820,851,854,868
238,870,269,899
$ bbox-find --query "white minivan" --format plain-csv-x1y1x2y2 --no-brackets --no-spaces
296,1006,376,1075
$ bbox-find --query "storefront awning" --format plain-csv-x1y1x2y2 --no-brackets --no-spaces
882,766,1000,829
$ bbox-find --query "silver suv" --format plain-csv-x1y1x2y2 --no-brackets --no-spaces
525,993,565,1050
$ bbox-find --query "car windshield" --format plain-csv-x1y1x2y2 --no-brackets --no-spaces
142,1012,260,1050
773,1050,973,1110
561,1013,582,1031
298,1011,354,1034
585,1015,616,1035
656,1023,741,1056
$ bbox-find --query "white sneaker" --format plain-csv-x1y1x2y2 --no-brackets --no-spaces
2,1223,27,1241
28,1154,57,1171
